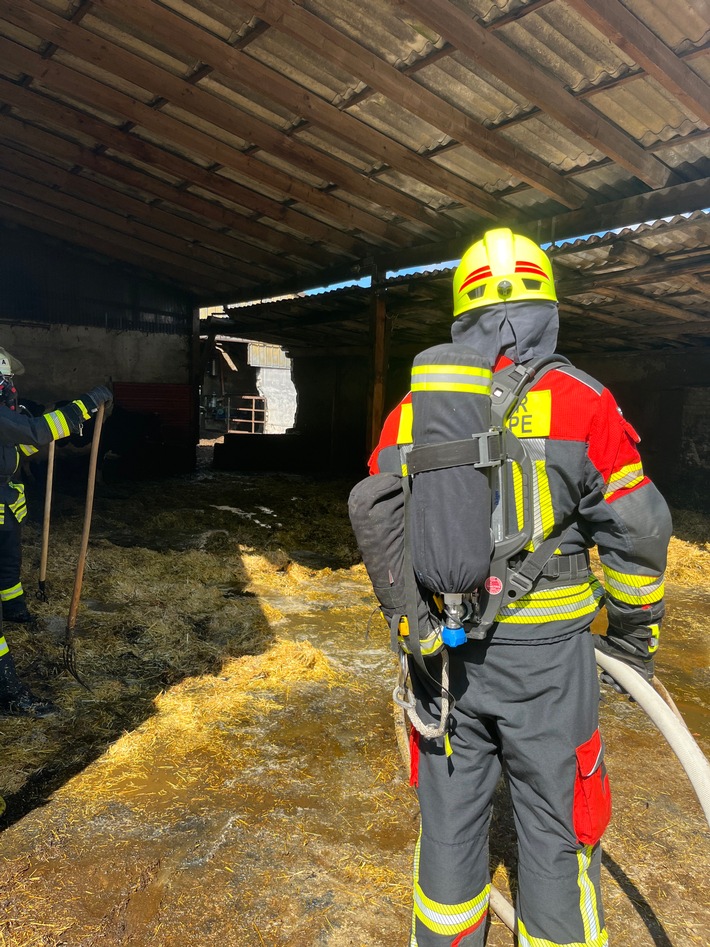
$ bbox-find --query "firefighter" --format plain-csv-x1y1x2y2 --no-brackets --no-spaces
368,230,672,946
0,345,112,717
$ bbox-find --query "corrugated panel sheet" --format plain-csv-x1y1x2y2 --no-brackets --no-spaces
0,0,707,305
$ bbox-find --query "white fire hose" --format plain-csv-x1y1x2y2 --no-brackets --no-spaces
594,650,710,826
397,653,710,933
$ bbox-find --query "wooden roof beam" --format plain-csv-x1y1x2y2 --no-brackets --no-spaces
89,0,500,218
567,0,710,127
0,200,246,296
0,58,356,265
0,7,408,251
238,0,587,209
0,95,329,273
590,286,703,322
0,173,251,292
401,0,674,190
0,141,283,284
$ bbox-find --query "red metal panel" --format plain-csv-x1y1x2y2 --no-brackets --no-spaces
112,382,195,444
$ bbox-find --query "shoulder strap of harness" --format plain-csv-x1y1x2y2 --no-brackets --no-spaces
474,355,576,632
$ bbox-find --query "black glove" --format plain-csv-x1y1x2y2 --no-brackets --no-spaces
595,627,657,696
80,385,113,414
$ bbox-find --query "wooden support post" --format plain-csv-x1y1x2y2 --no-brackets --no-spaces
367,270,390,453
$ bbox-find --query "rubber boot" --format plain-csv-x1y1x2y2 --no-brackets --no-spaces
0,652,59,717
2,594,36,624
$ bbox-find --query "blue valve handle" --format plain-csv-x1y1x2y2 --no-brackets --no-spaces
442,624,468,648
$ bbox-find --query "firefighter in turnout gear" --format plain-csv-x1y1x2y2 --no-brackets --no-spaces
367,230,672,946
0,345,112,717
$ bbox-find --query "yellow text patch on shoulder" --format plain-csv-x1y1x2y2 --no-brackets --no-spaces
508,389,552,438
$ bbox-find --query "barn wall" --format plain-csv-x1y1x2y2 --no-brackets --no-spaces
0,224,194,403
573,351,710,511
278,347,710,511
214,353,370,475
291,354,370,475
0,225,198,473
1,323,190,406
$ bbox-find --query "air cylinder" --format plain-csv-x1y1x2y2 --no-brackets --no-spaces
409,343,493,597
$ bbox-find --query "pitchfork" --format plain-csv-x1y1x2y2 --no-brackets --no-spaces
36,439,55,602
64,402,105,689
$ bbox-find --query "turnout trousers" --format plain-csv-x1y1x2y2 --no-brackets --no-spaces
409,629,610,947
0,511,23,606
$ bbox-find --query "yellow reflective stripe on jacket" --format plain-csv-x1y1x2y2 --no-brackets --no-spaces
8,482,27,523
411,363,492,395
399,628,443,657
1,582,23,602
45,409,71,440
602,566,664,605
412,834,489,937
19,444,39,456
497,583,599,624
0,635,9,657
604,462,644,498
397,401,413,446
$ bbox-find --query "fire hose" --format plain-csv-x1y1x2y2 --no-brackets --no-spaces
395,651,710,932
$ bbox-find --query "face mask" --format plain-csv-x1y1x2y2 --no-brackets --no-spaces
0,375,18,410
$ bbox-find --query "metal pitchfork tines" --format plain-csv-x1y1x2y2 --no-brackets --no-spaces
63,401,106,690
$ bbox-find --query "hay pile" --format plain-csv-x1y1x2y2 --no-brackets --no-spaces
0,471,360,811
0,467,708,946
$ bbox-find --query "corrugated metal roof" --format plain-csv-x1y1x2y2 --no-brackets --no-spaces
204,210,710,356
0,0,708,307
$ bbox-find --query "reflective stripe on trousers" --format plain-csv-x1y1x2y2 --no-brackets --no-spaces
409,630,608,947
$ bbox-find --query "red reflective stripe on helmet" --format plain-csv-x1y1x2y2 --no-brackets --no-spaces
515,262,549,278
460,265,493,290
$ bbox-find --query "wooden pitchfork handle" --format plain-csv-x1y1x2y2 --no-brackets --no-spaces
37,439,56,602
64,401,105,686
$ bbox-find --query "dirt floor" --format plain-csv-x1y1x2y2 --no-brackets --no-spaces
0,444,708,946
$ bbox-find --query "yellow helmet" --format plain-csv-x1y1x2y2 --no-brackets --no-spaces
453,228,556,319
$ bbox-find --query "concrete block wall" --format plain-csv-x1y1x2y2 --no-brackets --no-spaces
1,323,190,408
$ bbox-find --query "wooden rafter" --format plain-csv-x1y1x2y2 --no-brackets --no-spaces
0,200,242,296
0,34,379,258
0,142,282,283
567,0,710,126
237,0,587,209
0,173,249,290
0,90,345,272
589,286,704,322
400,0,674,189
86,0,500,218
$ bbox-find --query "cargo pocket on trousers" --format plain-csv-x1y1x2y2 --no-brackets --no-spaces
573,728,612,845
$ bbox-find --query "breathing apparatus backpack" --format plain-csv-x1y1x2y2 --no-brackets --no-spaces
348,344,571,734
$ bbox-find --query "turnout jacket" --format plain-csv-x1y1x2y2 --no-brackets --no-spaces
0,402,89,526
369,354,672,645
